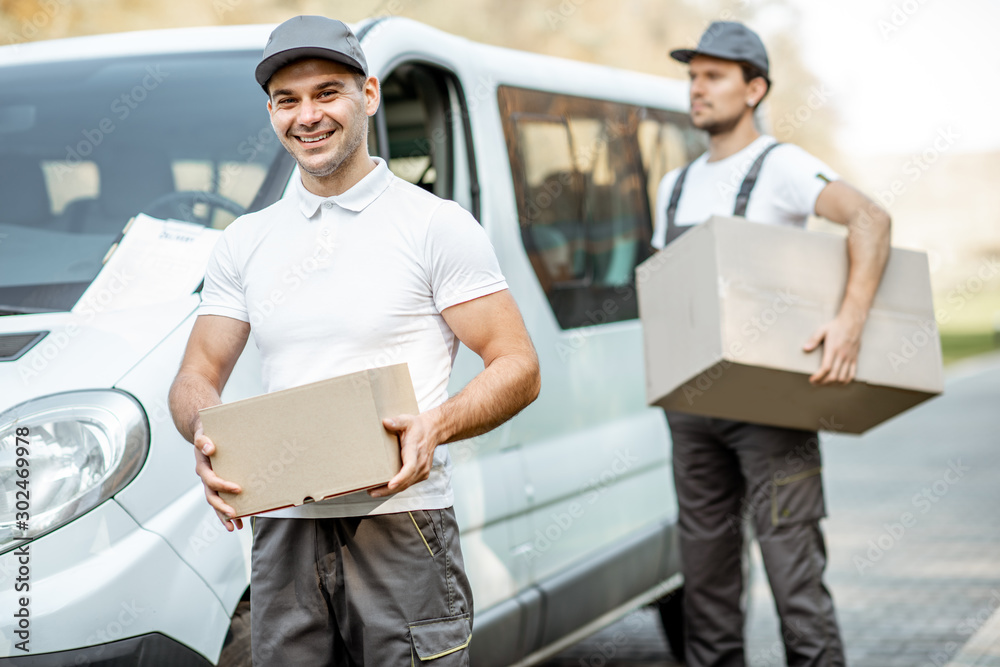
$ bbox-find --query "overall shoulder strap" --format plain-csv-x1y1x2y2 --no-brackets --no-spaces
733,141,783,217
665,161,693,230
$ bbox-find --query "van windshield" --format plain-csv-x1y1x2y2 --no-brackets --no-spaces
0,51,283,314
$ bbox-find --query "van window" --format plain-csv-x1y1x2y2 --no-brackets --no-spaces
0,52,284,315
500,86,701,330
373,63,478,218
637,109,707,222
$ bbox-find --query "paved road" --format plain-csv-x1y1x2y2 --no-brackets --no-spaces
542,353,1000,666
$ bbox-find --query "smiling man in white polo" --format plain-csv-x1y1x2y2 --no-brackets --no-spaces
168,15,540,666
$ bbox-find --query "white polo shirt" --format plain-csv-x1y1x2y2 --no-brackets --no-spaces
199,158,508,518
652,135,839,249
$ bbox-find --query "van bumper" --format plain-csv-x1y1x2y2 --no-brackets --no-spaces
0,500,230,664
2,633,212,666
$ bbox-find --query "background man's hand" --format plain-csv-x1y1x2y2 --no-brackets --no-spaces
193,426,244,531
369,413,439,498
803,312,865,385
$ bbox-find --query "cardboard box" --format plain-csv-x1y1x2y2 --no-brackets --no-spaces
199,363,417,517
636,216,944,434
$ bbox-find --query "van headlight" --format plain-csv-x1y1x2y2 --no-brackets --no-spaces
0,391,149,555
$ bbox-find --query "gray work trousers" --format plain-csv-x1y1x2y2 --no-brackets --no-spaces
667,412,845,667
249,508,473,666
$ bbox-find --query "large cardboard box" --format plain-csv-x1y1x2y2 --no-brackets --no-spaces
636,216,944,434
199,363,417,517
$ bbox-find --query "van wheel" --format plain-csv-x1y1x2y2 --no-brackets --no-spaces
217,599,252,667
655,587,685,662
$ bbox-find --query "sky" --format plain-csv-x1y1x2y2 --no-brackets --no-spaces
761,0,1000,156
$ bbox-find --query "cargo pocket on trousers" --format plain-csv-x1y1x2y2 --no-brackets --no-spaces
408,613,472,664
770,464,826,526
408,510,444,557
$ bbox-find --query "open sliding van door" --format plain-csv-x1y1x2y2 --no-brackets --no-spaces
361,21,538,664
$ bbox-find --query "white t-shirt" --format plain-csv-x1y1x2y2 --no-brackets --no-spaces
652,135,839,249
198,158,508,518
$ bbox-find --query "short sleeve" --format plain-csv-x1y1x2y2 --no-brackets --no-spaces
198,231,249,322
771,145,840,218
651,169,681,250
425,201,508,312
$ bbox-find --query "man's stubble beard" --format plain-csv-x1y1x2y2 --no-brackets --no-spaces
296,113,370,179
696,109,743,137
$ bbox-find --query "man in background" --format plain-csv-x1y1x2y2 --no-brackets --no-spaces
653,21,891,667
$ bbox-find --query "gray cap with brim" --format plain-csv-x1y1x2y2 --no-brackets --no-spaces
670,21,769,79
255,15,368,92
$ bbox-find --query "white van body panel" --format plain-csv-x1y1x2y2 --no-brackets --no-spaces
0,500,230,658
0,298,198,407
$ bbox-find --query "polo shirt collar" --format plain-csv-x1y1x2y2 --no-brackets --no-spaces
295,157,392,218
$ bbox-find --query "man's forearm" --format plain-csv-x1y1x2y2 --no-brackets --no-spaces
425,352,540,446
839,203,891,323
168,373,223,444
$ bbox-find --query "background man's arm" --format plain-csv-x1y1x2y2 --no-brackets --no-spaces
371,289,541,497
168,314,251,530
806,180,892,384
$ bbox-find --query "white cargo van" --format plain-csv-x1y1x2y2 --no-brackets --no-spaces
0,17,705,666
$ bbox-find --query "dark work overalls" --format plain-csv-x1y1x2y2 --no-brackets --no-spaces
663,143,846,667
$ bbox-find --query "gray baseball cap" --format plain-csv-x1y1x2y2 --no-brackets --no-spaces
255,15,368,91
670,21,769,79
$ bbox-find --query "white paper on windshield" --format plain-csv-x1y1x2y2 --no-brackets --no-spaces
73,214,221,313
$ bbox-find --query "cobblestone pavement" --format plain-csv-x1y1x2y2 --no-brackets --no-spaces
542,353,1000,667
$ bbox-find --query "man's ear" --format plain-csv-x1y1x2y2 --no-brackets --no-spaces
266,97,273,114
364,76,381,117
748,77,768,107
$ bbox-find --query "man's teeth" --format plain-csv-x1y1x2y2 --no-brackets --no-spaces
300,132,333,143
